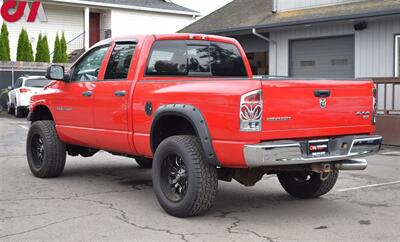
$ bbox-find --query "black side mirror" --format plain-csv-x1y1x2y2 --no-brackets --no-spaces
46,65,65,81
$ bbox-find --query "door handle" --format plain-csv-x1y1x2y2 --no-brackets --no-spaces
114,90,126,97
82,91,92,97
314,90,331,98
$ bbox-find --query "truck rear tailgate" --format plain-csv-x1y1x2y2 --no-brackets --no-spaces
261,79,374,140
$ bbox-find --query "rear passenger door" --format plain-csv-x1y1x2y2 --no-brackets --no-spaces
92,42,136,154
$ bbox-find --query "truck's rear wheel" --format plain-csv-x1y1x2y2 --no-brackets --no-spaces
27,121,66,178
277,170,339,198
152,135,218,217
135,157,153,169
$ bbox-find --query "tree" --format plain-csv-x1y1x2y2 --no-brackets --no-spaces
0,23,11,61
35,33,50,63
35,33,43,62
52,33,62,63
41,35,50,63
16,29,34,62
60,32,68,63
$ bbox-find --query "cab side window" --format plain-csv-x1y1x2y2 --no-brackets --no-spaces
146,41,188,76
104,43,136,80
70,45,109,82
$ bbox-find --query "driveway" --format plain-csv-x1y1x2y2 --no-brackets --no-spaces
0,113,399,241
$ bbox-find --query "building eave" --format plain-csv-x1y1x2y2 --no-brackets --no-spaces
49,0,201,16
194,8,400,35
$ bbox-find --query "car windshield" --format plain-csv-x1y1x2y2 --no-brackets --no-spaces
24,79,51,88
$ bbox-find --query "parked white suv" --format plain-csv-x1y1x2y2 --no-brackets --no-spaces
7,76,51,118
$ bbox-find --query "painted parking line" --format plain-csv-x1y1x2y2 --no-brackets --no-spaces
380,151,400,155
337,181,400,192
18,125,29,130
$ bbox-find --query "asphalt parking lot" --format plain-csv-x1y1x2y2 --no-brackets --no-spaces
0,112,399,241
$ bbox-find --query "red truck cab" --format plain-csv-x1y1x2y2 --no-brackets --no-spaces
27,34,381,217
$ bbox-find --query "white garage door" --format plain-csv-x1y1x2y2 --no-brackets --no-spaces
290,36,355,78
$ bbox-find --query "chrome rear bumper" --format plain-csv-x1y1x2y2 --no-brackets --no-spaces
243,135,382,169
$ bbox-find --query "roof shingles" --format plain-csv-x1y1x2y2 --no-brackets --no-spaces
71,0,198,14
180,0,400,33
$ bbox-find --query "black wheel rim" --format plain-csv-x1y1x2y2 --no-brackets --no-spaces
160,153,188,202
31,134,45,169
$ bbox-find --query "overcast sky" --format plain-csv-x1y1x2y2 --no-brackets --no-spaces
172,0,233,17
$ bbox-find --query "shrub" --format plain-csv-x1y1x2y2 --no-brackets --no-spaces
16,29,34,62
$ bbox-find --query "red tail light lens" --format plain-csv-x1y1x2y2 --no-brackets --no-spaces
19,88,31,93
372,88,377,125
240,90,263,132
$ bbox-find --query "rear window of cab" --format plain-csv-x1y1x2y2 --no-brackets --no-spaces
146,40,247,77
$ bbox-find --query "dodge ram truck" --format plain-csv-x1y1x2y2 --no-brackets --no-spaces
27,34,382,217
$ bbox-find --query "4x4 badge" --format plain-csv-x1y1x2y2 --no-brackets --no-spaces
320,99,327,109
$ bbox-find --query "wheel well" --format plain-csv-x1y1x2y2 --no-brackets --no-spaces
30,105,54,122
151,115,196,153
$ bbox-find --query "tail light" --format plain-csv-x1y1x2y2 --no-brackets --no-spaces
19,88,31,93
240,90,263,132
372,88,377,125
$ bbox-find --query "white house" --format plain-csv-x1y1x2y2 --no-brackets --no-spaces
0,0,200,61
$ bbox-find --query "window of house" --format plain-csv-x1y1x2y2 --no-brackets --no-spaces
395,35,400,77
104,43,136,80
70,45,109,82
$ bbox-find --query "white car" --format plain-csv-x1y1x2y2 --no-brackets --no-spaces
7,76,51,118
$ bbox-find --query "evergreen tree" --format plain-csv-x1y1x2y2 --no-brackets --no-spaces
35,34,50,63
16,29,34,62
35,33,43,62
41,35,50,63
53,33,62,63
60,32,68,63
0,23,11,61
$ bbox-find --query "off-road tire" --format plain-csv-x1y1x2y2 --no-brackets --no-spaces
27,120,66,178
15,106,24,118
7,103,14,114
135,157,153,169
152,135,218,217
277,170,339,199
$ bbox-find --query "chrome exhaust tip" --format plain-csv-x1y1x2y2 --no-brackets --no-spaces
335,159,368,171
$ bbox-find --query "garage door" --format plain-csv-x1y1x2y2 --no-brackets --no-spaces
290,36,355,78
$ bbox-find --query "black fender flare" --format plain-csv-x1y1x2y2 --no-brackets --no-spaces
150,104,219,166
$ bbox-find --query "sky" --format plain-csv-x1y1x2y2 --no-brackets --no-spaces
171,0,233,17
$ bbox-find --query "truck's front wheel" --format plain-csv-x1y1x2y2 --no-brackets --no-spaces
152,135,218,217
277,170,339,198
27,121,66,178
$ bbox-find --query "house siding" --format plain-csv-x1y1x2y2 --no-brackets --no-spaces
4,4,84,60
275,0,367,11
110,9,194,36
269,16,400,78
355,17,400,77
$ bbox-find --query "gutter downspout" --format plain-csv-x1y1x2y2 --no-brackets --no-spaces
252,28,277,76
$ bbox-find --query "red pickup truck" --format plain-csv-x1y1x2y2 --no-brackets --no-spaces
27,34,382,217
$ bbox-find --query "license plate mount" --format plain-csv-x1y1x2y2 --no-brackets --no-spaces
307,140,329,156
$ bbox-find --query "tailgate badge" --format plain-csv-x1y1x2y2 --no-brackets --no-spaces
319,99,327,109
